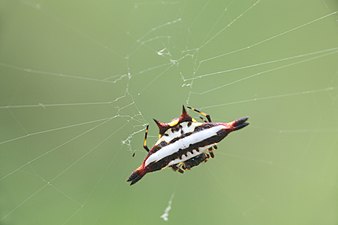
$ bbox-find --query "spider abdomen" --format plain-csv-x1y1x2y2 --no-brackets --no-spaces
127,106,249,185
145,123,226,169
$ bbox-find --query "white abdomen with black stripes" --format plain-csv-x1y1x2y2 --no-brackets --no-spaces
144,124,224,167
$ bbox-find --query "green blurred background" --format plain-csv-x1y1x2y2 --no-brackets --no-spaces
1,0,338,225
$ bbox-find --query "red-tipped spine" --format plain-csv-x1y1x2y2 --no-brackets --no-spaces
229,117,249,131
127,164,147,185
178,105,192,122
153,119,170,136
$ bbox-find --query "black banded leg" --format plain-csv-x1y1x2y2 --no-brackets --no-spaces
208,147,215,158
170,165,179,172
199,116,208,123
170,164,185,174
143,125,150,152
204,153,210,162
178,163,185,173
187,106,212,122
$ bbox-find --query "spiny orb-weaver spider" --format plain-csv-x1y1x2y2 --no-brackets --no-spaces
127,106,249,185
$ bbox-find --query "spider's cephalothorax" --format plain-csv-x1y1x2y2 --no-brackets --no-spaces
127,106,249,185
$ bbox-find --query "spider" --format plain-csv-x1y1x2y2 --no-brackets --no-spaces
127,106,249,185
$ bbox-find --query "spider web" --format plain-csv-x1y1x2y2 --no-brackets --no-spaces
1,0,338,225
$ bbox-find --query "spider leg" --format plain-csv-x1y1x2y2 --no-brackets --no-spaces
204,153,210,162
143,125,150,152
187,106,212,122
210,144,218,152
199,116,208,123
170,163,185,174
208,147,215,158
